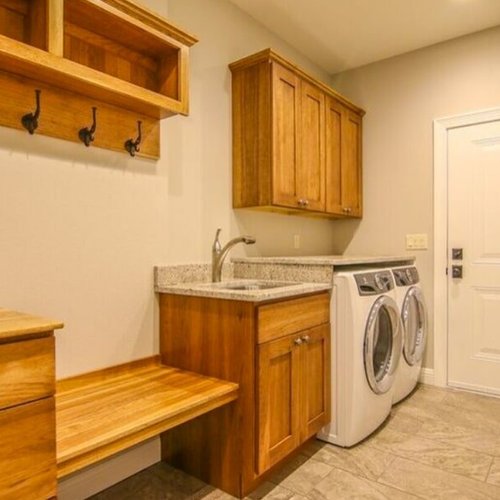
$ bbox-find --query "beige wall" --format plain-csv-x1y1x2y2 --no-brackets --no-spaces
330,26,500,368
0,0,336,377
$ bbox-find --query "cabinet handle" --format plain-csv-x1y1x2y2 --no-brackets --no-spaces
294,338,303,345
301,334,310,343
304,200,309,206
297,199,305,206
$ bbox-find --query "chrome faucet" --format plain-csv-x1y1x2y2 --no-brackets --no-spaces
212,228,256,282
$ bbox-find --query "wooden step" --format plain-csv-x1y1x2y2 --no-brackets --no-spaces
56,357,238,478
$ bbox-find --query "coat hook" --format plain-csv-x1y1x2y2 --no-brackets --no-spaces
79,107,97,147
21,89,41,135
124,121,142,157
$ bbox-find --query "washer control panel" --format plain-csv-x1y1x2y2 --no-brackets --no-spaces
392,266,419,286
354,270,394,295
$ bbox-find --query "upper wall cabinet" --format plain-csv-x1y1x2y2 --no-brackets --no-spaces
230,49,364,218
0,0,197,158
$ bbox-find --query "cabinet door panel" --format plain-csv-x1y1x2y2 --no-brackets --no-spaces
257,334,301,473
325,97,343,215
272,63,299,208
299,81,325,211
301,324,331,440
342,109,362,217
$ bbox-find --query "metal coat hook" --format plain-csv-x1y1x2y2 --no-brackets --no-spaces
125,121,142,157
21,89,41,135
79,107,97,147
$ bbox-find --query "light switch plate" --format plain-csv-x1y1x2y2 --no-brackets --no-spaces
406,233,428,250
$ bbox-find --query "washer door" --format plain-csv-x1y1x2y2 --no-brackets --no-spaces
364,295,402,394
401,286,427,366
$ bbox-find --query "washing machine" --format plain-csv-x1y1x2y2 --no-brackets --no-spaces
391,266,428,404
317,268,402,447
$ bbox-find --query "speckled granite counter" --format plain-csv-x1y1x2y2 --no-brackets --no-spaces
232,255,415,282
154,264,331,302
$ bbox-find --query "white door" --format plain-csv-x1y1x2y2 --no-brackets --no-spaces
448,120,500,395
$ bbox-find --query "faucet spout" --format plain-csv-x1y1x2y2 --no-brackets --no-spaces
211,229,256,282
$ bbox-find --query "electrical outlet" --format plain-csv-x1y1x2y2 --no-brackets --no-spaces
293,234,301,249
406,233,428,250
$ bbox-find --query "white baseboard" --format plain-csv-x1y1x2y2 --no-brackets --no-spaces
418,367,435,385
58,438,160,500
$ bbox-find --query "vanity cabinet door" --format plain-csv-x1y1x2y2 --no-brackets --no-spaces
257,333,301,474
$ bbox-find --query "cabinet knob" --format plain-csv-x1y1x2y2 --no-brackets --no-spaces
297,199,305,206
294,338,303,345
304,200,309,206
342,207,352,213
301,335,310,343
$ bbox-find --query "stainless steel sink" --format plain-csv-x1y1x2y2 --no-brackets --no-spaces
215,281,301,291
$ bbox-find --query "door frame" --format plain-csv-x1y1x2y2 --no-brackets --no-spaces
433,107,500,387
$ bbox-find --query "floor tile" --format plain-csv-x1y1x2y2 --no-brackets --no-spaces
302,439,396,481
268,458,332,496
308,466,418,499
368,426,493,480
378,456,500,499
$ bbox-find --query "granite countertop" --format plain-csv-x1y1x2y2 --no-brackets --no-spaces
0,308,64,342
232,254,415,266
155,279,331,302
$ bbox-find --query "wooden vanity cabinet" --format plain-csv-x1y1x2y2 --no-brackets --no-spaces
231,48,363,218
159,291,330,498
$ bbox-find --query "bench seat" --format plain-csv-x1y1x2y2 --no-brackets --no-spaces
56,357,238,478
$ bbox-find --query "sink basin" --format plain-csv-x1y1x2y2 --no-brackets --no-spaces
215,281,302,291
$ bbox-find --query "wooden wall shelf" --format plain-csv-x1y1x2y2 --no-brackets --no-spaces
0,0,197,158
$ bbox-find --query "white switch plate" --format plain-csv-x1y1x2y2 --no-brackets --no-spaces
406,233,428,250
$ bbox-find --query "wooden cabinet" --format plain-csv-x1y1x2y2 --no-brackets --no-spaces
0,309,63,499
325,97,363,216
231,49,363,218
257,324,329,473
0,0,197,158
159,291,330,498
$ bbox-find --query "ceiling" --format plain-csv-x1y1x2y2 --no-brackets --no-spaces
229,0,500,74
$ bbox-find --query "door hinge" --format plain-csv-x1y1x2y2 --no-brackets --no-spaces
446,267,448,276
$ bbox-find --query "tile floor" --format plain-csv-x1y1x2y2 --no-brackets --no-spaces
91,385,500,499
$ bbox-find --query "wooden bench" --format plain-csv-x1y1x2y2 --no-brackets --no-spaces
56,356,239,478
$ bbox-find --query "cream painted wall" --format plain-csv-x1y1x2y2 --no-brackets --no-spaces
330,26,500,368
0,0,336,376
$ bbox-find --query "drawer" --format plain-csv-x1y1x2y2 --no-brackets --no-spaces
0,336,55,410
258,292,330,344
0,397,56,499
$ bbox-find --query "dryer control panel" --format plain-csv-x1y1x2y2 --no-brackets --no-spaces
354,270,394,296
392,266,420,286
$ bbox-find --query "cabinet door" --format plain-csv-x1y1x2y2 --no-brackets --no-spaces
300,324,331,441
298,81,325,211
325,97,343,215
257,333,301,474
272,63,300,209
341,108,363,217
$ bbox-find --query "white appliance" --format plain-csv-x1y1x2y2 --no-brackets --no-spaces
318,268,402,447
391,266,428,404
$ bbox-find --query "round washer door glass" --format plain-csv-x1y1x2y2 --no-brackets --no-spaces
402,286,427,365
364,295,402,394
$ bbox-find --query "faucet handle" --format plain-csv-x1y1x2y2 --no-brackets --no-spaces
212,228,222,251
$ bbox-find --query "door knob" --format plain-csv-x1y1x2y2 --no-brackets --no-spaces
452,248,463,260
452,265,463,279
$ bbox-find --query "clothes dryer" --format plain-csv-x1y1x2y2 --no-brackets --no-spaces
391,266,428,404
317,269,402,447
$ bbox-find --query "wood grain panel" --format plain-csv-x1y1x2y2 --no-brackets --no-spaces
232,60,272,208
160,294,256,498
0,69,160,158
0,336,54,410
56,360,238,478
325,96,343,215
272,62,299,208
298,80,325,211
0,0,28,43
257,334,300,473
258,292,330,344
0,397,56,499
